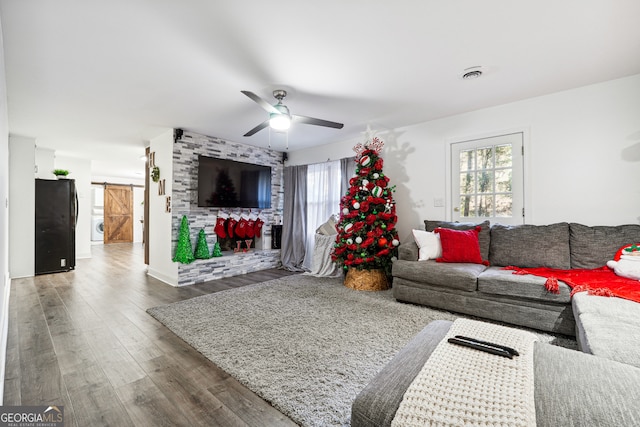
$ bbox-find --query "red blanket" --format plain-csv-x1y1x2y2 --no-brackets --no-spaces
504,266,640,304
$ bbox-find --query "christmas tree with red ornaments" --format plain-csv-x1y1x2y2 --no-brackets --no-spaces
332,137,400,281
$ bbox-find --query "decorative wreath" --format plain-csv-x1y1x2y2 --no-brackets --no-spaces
151,166,160,183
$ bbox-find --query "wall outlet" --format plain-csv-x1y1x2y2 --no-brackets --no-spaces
433,198,444,207
61,259,66,267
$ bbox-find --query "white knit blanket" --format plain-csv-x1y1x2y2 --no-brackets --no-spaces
391,318,538,427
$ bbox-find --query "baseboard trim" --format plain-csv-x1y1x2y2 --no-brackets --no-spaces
147,267,178,287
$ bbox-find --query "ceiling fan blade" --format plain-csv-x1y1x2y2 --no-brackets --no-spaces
293,115,344,129
241,90,280,115
243,120,270,137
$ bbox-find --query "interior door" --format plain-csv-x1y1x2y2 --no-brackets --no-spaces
451,132,524,225
104,184,134,244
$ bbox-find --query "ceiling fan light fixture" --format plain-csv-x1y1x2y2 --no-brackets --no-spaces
269,113,291,131
241,89,343,137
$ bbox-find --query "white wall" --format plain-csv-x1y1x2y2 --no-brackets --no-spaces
288,74,640,243
35,146,55,179
54,156,92,259
147,130,178,285
0,18,10,403
133,186,144,243
8,135,35,278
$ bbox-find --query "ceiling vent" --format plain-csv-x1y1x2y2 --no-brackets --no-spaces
461,66,483,80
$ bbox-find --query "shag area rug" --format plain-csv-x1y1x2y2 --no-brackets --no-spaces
147,275,575,427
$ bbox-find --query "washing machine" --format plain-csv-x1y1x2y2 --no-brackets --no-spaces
92,216,104,241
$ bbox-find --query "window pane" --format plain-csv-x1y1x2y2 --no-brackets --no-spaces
495,144,512,167
459,172,475,195
495,169,512,192
476,147,494,169
453,133,522,225
478,171,493,194
459,150,475,172
460,195,475,218
477,195,493,217
495,194,513,217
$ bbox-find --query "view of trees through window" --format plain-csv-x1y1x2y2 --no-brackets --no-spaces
459,144,513,218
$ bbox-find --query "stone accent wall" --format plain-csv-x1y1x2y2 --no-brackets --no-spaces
172,130,284,286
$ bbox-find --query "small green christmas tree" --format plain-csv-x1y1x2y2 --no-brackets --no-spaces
173,215,195,264
211,241,223,257
194,229,211,259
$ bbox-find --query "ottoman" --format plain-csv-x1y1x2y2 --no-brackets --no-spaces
351,320,640,426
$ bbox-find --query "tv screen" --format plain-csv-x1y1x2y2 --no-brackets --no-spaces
197,155,272,208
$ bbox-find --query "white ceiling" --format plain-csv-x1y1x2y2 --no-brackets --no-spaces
1,1,639,180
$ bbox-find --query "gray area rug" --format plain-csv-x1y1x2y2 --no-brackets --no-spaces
147,275,575,427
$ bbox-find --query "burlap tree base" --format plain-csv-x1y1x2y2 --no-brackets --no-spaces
344,268,389,291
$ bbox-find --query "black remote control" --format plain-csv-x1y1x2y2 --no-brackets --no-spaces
448,337,513,359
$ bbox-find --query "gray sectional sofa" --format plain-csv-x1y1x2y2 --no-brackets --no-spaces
392,220,640,336
351,220,640,426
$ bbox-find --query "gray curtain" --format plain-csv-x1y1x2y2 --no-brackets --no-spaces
340,156,357,197
281,164,308,271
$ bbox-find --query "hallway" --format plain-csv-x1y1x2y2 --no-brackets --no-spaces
4,243,297,426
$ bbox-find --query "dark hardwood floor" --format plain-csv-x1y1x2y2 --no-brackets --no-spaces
4,243,300,426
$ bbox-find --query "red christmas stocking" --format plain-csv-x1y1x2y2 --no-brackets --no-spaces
245,217,256,238
254,218,264,238
235,217,247,238
214,216,227,238
227,217,237,238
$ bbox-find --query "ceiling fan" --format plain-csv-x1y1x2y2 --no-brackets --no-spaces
241,89,344,137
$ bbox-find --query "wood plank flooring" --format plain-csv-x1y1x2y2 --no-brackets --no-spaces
4,243,300,426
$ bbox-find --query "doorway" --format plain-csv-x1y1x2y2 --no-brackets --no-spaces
104,184,134,243
450,132,525,225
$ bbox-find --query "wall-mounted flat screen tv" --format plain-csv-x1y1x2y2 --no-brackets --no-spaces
197,155,272,208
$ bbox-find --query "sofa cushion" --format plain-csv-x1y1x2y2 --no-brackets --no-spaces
398,241,419,261
489,222,571,269
434,227,486,264
572,292,640,368
534,342,640,427
569,223,640,269
478,267,571,304
392,259,486,291
425,219,490,260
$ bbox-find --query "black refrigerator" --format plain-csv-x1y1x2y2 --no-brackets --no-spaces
35,178,78,275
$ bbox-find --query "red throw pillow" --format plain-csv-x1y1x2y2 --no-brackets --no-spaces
434,226,489,265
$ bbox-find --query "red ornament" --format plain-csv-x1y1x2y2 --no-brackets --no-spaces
378,238,388,247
